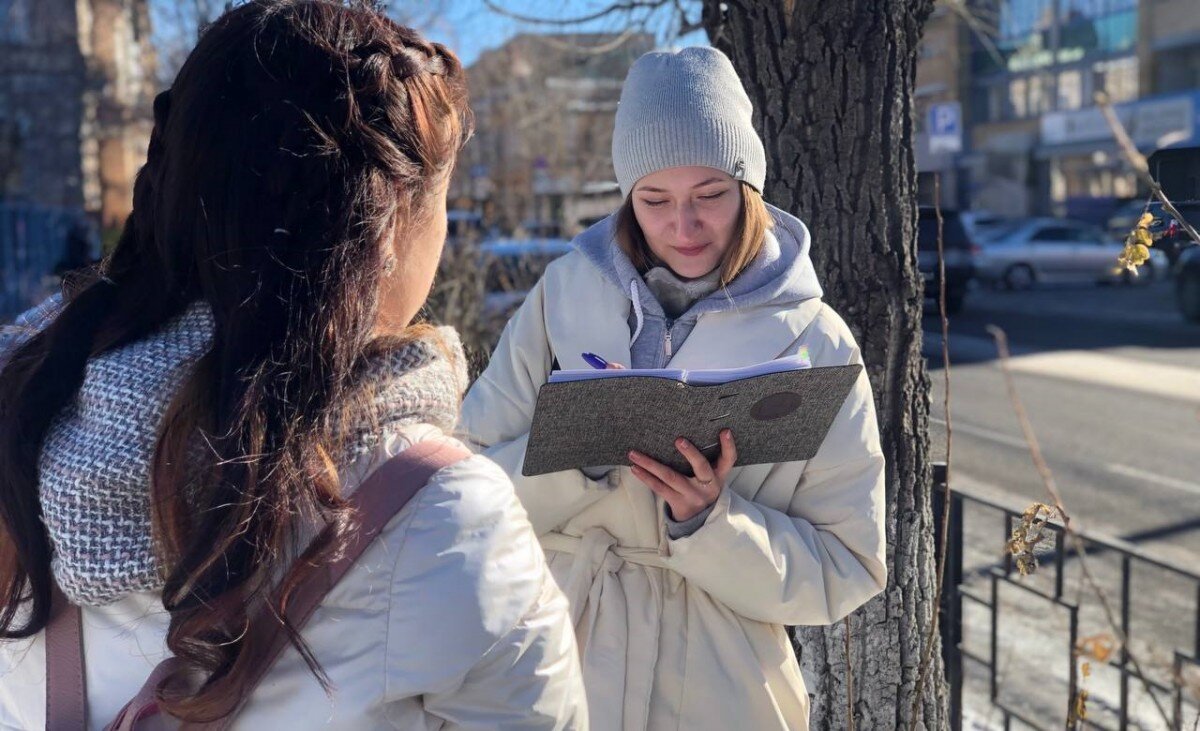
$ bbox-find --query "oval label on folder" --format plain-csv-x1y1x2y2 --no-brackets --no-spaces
750,391,803,421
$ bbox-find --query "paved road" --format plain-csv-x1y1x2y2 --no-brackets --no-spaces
923,280,1200,730
925,280,1199,561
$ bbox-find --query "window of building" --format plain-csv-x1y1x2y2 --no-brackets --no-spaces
1058,69,1083,110
976,0,1140,80
1010,77,1029,118
1059,0,1138,23
1113,172,1136,198
1094,56,1138,103
1058,0,1097,18
1094,10,1138,54
971,85,1002,123
1050,159,1068,203
1028,74,1047,114
991,85,1006,121
1155,43,1200,95
999,0,1054,47
0,0,31,43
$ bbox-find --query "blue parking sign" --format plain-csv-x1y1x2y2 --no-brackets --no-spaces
928,102,962,153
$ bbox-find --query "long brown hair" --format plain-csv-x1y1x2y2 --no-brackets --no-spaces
0,0,471,721
614,181,773,285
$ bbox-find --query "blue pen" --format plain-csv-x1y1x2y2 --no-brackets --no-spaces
581,352,608,370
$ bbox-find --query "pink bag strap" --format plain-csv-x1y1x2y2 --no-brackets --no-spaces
104,658,187,731
46,439,472,731
45,591,87,730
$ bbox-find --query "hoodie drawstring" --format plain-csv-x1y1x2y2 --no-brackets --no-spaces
628,279,644,347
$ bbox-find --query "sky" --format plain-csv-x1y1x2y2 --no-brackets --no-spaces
148,1,707,83
416,0,708,67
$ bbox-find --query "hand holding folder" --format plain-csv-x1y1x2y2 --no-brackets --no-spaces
521,352,863,477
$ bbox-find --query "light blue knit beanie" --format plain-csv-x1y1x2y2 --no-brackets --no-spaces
612,46,766,198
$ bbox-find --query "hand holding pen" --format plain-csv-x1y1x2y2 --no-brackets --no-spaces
582,353,734,521
582,352,625,370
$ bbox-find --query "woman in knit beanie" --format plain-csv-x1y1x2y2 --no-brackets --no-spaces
463,47,886,730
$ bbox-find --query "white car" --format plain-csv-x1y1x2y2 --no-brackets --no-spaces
959,210,1008,240
975,218,1168,289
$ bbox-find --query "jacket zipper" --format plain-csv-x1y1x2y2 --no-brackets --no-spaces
664,320,674,360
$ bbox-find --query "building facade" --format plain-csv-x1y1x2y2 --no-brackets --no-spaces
915,4,971,209
0,0,156,232
454,32,655,238
917,0,1200,221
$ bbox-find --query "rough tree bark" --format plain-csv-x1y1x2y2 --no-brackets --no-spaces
700,1,945,728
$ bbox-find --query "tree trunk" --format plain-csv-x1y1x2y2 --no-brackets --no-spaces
701,1,945,728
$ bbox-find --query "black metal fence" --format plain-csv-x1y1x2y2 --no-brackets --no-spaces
934,463,1200,730
0,202,88,321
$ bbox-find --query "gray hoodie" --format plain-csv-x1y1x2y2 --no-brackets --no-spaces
571,203,824,369
570,203,824,534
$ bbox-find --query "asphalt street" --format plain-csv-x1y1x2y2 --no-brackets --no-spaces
924,279,1199,730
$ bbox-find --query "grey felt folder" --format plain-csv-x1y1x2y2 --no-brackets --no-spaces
521,363,864,477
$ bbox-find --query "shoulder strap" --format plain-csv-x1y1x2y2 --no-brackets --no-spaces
46,438,473,731
202,439,474,728
45,590,87,730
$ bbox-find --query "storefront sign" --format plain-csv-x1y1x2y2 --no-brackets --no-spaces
1041,91,1198,150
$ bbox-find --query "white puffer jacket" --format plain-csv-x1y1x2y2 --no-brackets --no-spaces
0,424,588,730
460,217,887,731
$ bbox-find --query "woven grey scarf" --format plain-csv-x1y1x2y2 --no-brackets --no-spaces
26,301,467,606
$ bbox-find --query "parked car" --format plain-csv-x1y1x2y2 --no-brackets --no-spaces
958,210,1008,241
917,208,979,315
1106,200,1200,268
1105,199,1146,239
1176,244,1200,323
975,217,1168,289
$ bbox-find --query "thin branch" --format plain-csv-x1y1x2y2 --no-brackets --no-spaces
1095,91,1200,247
481,0,670,26
908,174,954,730
845,615,856,731
986,325,1173,729
942,0,1005,71
703,0,729,45
671,0,704,35
529,28,639,56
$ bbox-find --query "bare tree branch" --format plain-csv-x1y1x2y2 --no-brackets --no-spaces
942,0,1005,71
907,174,954,731
670,0,704,35
528,28,640,56
481,0,672,27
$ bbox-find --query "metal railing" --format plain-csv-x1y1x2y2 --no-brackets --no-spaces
934,463,1200,730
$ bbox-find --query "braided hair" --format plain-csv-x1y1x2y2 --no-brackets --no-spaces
0,1,472,721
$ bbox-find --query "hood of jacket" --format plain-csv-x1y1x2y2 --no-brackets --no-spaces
570,202,824,322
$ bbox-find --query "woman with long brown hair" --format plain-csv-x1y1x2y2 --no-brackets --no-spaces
0,2,585,728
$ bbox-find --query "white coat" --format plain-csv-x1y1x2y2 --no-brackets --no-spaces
460,241,888,731
0,425,589,730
